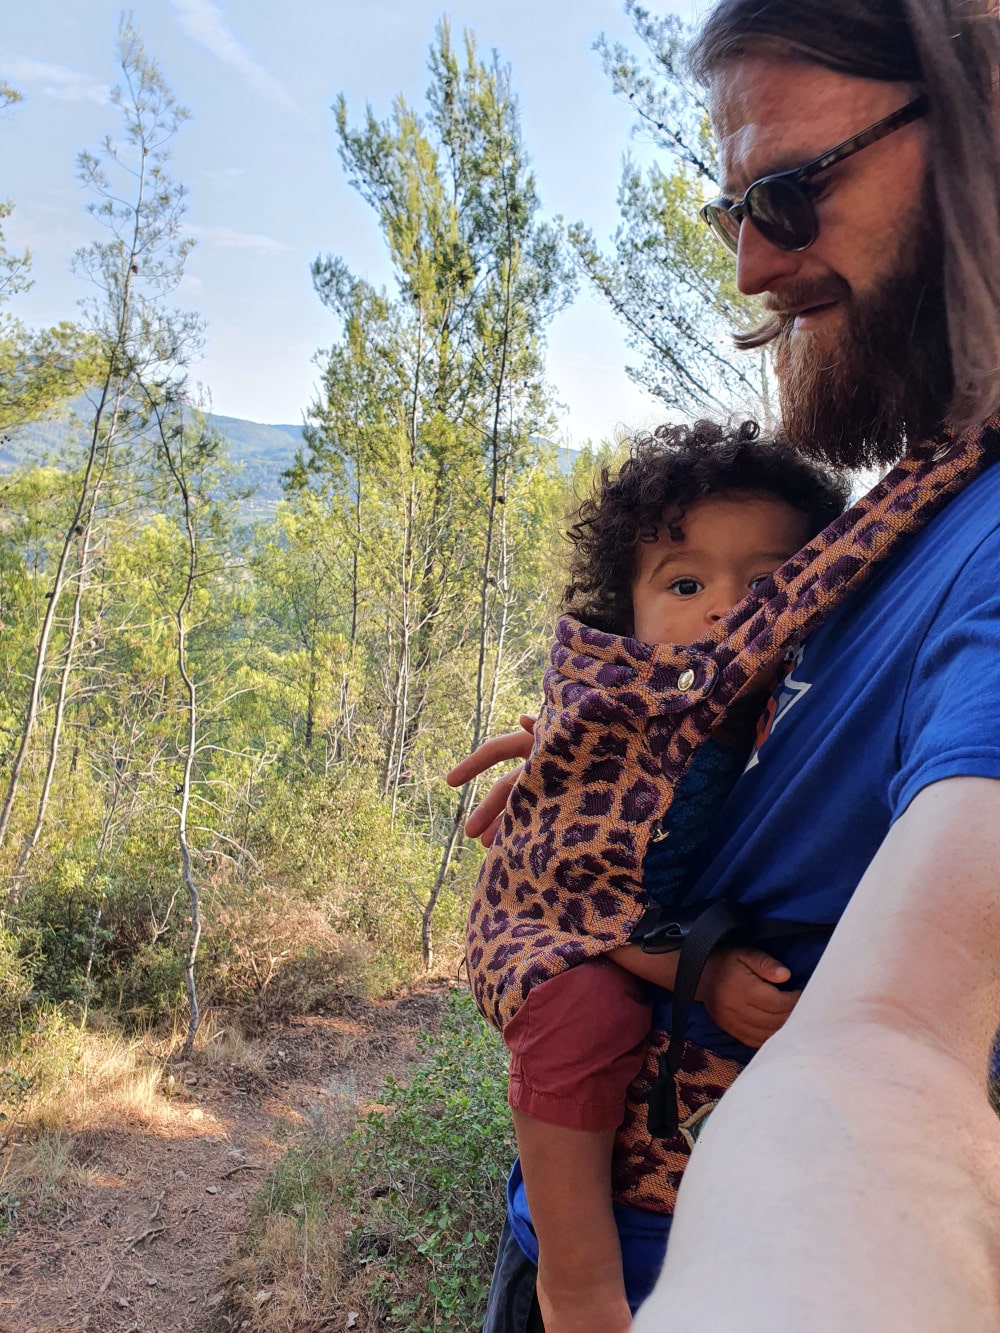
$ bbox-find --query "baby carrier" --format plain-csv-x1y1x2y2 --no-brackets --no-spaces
466,422,997,1214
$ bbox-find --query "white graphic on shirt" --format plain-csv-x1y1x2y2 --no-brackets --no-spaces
744,644,812,771
679,1100,719,1151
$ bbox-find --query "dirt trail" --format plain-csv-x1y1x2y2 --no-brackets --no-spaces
0,981,451,1333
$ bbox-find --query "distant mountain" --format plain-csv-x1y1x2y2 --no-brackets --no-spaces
200,414,304,506
2,405,305,515
2,407,583,518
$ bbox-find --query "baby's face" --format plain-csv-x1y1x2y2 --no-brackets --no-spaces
631,492,809,646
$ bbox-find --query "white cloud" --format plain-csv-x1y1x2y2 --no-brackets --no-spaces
178,273,205,298
190,224,289,255
168,0,295,110
200,165,248,184
2,56,111,104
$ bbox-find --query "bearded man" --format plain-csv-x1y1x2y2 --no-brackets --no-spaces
453,1,1000,1328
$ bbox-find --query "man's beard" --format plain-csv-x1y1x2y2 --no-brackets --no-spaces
770,242,952,470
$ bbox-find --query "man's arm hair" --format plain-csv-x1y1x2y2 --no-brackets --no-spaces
633,776,1000,1332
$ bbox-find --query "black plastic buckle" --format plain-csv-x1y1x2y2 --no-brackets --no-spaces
629,906,698,955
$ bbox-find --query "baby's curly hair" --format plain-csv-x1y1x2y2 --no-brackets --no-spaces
563,419,851,635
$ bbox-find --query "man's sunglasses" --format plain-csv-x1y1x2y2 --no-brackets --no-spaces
701,95,929,255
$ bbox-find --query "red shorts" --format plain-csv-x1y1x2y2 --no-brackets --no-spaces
504,956,651,1132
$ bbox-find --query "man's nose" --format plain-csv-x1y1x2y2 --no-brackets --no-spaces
735,218,802,296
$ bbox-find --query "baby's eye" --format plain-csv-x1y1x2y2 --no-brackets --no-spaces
668,577,703,597
748,574,773,590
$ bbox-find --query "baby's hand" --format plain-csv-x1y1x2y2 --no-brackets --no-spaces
695,947,801,1048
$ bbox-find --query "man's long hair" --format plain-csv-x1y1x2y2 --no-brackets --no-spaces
689,0,1000,435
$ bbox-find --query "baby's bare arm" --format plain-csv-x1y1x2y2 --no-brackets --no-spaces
611,944,800,1048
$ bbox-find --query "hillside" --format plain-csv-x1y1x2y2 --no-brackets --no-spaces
1,404,305,514
204,413,305,504
2,406,583,521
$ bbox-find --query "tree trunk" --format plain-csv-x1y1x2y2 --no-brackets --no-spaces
0,382,125,869
155,417,203,1062
422,237,515,968
0,78,149,864
12,510,98,891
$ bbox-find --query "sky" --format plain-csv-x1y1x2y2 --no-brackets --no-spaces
2,0,706,446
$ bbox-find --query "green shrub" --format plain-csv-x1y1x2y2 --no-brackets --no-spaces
0,1006,80,1125
13,841,186,1021
0,927,34,1047
250,767,442,987
199,877,364,1023
344,991,513,1331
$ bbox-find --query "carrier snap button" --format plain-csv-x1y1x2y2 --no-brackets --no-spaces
677,668,696,691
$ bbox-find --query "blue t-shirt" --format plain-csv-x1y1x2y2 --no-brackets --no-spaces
507,457,1000,1300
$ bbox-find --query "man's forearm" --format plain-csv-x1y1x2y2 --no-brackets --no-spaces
636,1018,1000,1330
634,778,1000,1331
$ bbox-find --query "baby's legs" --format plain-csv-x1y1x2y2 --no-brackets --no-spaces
503,957,651,1333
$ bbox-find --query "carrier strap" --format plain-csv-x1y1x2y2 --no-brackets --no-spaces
640,904,829,1137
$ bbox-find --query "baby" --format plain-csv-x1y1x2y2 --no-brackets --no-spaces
467,421,849,1332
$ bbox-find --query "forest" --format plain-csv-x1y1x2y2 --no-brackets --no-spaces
0,7,759,1329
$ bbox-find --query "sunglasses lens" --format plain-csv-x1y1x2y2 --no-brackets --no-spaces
701,203,741,254
745,178,817,251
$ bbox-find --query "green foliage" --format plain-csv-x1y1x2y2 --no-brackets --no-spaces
0,1193,20,1235
0,1006,80,1121
0,94,99,431
0,926,34,1047
0,83,23,113
280,22,580,966
248,767,446,988
0,198,31,306
0,18,595,1044
0,319,100,433
255,1118,345,1224
571,2,772,417
13,861,181,1020
344,992,513,1331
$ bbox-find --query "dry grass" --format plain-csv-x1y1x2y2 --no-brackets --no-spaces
5,1003,279,1143
197,1012,271,1084
1,1007,311,1150
0,1020,178,1232
203,882,369,1024
0,1007,253,1204
2,1017,177,1137
213,1210,350,1332
212,1099,358,1332
0,1127,84,1223
0,981,453,1332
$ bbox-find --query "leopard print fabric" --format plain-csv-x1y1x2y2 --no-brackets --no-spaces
466,420,998,1213
611,1035,744,1212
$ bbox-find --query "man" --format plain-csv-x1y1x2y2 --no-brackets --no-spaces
455,0,1000,1325
636,4,1000,1325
